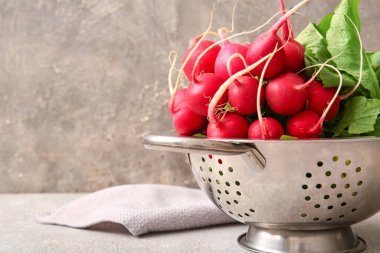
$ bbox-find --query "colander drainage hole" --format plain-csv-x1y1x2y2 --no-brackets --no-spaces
313,217,319,221
352,192,358,197
333,155,339,162
236,191,242,196
356,167,362,173
217,189,221,194
226,201,231,205
229,211,233,215
306,173,312,178
209,167,212,172
339,215,345,219
357,180,363,186
202,177,206,182
345,160,351,166
234,200,238,204
201,157,205,162
344,183,351,189
328,205,334,210
238,214,243,217
341,173,347,178
352,208,357,212
225,190,229,194
208,178,211,182
200,166,203,171
228,167,233,172
301,213,307,218
244,213,249,217
302,184,308,190
326,218,332,222
219,171,223,176
209,155,213,159
337,193,343,198
216,180,220,184
218,159,223,164
249,209,255,213
217,197,220,200
324,195,330,200
305,196,311,201
235,181,240,186
315,204,321,208
325,171,332,177
226,182,230,187
331,184,337,189
316,184,322,189
341,202,347,206
317,161,323,167
218,204,222,208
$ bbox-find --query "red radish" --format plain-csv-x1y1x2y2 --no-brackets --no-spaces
169,88,207,136
245,0,310,79
308,81,340,121
279,0,305,73
246,32,286,79
228,76,265,115
207,113,249,138
266,73,308,115
286,110,322,138
182,39,220,82
248,117,284,139
186,73,228,116
214,41,248,80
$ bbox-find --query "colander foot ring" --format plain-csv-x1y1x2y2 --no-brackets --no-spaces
237,225,367,253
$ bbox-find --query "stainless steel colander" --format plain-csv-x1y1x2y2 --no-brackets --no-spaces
143,135,380,253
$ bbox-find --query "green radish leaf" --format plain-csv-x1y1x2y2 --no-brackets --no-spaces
297,23,331,61
304,50,357,88
333,96,380,135
280,135,298,140
369,117,380,136
317,13,333,36
369,51,380,80
326,0,380,98
193,133,206,138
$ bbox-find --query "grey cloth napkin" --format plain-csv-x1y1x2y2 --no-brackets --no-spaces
35,184,235,236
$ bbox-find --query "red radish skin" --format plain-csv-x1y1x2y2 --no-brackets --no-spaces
182,40,221,82
308,81,341,121
286,110,322,139
266,73,308,115
248,117,284,139
282,40,305,73
207,113,249,138
228,76,265,115
246,32,286,79
215,41,248,80
169,88,207,136
186,73,228,116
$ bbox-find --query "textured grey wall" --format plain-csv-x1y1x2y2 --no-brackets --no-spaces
0,0,378,192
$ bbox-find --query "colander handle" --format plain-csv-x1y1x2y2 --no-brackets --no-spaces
143,135,266,168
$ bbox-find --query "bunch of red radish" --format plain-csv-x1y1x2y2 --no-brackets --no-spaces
168,0,341,139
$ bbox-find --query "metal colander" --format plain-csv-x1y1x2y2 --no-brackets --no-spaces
144,135,380,253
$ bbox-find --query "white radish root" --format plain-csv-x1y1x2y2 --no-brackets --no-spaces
257,45,278,139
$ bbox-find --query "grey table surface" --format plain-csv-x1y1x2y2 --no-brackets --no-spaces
0,194,379,253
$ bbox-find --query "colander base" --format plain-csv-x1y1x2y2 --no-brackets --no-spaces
237,225,367,253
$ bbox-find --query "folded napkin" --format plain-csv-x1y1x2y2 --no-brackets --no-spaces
35,184,235,236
